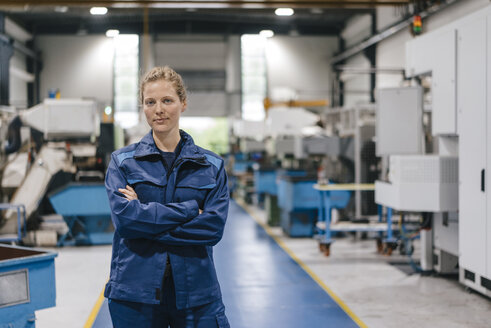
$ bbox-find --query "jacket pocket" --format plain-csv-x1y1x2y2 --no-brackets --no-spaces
175,176,216,208
216,313,230,328
127,172,166,204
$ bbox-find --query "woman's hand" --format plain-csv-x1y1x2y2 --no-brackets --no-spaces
118,185,138,201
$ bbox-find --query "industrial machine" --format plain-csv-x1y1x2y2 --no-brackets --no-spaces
0,98,115,246
253,166,279,225
240,104,379,238
434,6,491,296
309,105,381,255
228,120,267,204
373,86,457,266
277,173,319,237
320,105,378,219
374,7,491,295
48,183,112,246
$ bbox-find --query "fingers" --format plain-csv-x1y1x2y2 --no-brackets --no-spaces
199,209,203,215
118,185,138,201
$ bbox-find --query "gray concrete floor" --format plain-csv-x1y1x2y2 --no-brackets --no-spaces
35,245,111,328
242,202,491,328
34,201,491,328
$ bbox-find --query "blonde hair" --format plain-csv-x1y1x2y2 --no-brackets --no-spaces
139,66,187,104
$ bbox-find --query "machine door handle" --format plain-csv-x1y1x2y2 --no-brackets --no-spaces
482,169,485,192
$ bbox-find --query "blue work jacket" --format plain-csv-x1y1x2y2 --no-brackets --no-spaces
104,130,229,309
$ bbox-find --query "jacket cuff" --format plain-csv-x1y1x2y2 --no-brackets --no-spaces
183,199,199,219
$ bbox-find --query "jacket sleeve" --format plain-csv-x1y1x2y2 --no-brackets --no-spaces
155,160,229,246
106,153,199,239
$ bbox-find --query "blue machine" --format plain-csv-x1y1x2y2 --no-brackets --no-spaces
231,151,255,174
277,174,320,237
255,169,308,227
232,160,255,174
278,175,352,238
254,168,308,197
48,183,113,246
0,244,57,328
253,168,277,196
253,168,277,207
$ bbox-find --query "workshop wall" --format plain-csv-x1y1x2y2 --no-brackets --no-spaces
36,35,114,106
265,36,338,104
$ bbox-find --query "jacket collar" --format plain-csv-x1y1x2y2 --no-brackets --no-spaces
134,130,203,159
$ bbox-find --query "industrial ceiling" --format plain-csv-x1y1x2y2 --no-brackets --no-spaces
0,0,422,36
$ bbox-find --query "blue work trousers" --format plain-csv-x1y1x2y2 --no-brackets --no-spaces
108,274,230,328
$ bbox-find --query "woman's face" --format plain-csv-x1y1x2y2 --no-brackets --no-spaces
142,79,186,136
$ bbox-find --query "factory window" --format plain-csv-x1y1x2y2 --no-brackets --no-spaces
113,34,139,128
180,117,228,155
241,35,267,121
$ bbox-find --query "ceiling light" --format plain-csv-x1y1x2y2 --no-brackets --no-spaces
260,30,274,38
106,29,120,37
90,7,108,15
275,8,294,16
54,6,68,13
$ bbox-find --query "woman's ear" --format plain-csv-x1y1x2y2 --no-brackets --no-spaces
181,101,187,113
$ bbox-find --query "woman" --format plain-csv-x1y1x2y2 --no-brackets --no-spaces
104,66,230,328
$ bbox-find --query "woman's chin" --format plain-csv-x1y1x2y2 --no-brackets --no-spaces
152,125,175,135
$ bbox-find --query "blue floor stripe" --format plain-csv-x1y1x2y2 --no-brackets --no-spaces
214,201,358,328
92,200,359,327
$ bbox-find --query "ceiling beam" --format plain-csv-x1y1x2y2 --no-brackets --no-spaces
0,0,413,9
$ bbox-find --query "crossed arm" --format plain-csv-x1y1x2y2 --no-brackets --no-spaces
119,185,203,215
106,154,229,246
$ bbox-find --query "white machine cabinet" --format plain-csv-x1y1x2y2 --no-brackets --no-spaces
375,155,458,212
458,9,491,297
375,87,423,156
487,5,491,289
406,29,457,135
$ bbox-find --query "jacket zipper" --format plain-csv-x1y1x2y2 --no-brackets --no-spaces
164,155,209,202
161,155,209,290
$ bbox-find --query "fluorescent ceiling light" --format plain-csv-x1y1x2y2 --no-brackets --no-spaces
106,29,120,37
260,30,274,38
90,7,108,15
275,8,294,16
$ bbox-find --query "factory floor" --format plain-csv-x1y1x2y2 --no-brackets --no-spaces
35,200,491,328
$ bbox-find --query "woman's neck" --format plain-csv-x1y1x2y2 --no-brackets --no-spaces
153,130,181,152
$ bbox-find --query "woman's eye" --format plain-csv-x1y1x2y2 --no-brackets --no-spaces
163,99,173,104
145,100,155,106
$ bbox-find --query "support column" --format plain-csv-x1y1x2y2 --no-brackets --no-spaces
335,37,345,107
225,35,241,118
0,15,13,106
26,40,41,107
363,12,377,104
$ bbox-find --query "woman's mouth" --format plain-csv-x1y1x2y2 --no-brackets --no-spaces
154,118,168,123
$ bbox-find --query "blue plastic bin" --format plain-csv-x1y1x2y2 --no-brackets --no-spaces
0,244,57,328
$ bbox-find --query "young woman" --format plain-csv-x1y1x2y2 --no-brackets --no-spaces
104,66,230,328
